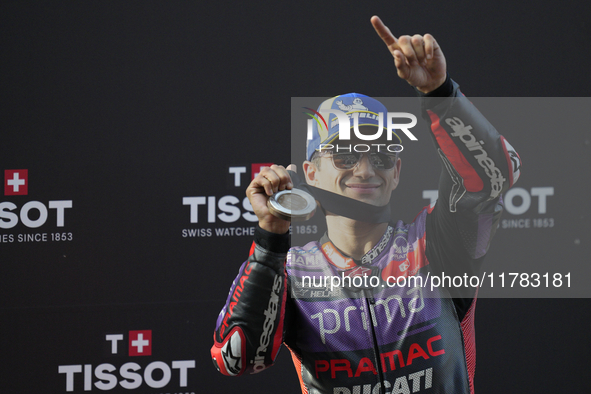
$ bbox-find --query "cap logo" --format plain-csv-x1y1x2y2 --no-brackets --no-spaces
336,98,368,111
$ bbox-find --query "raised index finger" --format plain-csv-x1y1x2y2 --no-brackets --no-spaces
370,15,399,49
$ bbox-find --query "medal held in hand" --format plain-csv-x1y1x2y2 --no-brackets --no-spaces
267,188,316,221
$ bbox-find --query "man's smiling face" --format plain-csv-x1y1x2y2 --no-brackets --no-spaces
304,148,401,207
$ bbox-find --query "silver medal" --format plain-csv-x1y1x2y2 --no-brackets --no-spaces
267,188,316,221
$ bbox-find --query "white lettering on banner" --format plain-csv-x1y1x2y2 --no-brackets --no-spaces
12,232,73,242
119,362,142,389
422,190,439,206
183,196,257,224
208,196,215,222
173,360,195,387
17,233,47,242
183,197,206,223
144,361,171,388
445,117,505,198
421,186,554,215
505,188,530,215
505,187,554,215
501,218,555,229
214,227,256,236
218,196,241,222
20,201,47,228
501,218,531,228
530,187,553,213
106,334,124,354
229,167,246,187
58,361,196,392
95,363,117,390
183,163,270,238
84,364,92,391
182,228,213,237
49,201,72,226
242,198,257,221
59,331,196,391
0,234,14,242
181,227,256,237
58,365,81,392
0,200,72,229
252,275,282,373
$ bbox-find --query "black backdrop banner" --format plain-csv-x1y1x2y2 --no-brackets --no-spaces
1,2,590,393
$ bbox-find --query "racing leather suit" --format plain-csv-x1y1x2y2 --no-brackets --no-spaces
211,77,521,394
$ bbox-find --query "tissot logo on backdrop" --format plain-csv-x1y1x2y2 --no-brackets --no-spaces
0,169,73,243
58,330,196,392
181,164,267,238
422,186,555,230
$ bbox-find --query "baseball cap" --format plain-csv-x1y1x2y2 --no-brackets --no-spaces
306,93,402,160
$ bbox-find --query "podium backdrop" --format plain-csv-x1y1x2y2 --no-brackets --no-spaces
1,2,589,393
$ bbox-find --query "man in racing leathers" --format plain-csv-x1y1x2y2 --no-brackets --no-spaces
211,16,521,394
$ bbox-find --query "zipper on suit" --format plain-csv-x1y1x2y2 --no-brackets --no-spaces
365,290,386,394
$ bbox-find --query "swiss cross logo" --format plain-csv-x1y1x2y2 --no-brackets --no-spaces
129,330,152,356
251,163,274,180
5,169,28,195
